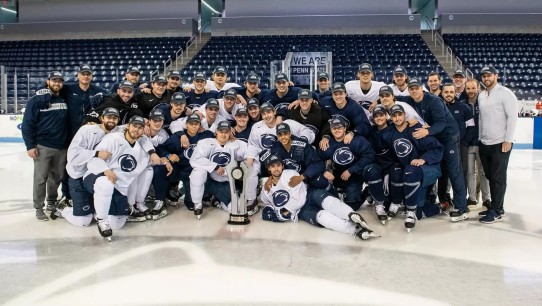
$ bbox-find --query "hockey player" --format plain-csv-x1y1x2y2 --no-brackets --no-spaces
261,72,302,118
378,85,424,125
110,66,148,93
261,155,378,240
345,63,387,110
83,116,156,240
171,98,225,134
313,72,331,100
94,81,144,125
247,98,262,124
318,117,376,211
205,66,241,95
271,123,329,189
155,92,189,134
286,89,330,146
50,107,119,223
396,78,469,222
133,75,170,116
189,121,250,219
388,66,410,96
196,88,244,123
237,73,265,102
246,102,315,209
232,108,252,143
384,105,444,232
156,114,214,210
22,71,69,221
184,72,219,111
319,82,372,150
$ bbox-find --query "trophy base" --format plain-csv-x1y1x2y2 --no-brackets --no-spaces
228,213,250,225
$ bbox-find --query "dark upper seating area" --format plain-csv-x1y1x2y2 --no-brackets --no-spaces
444,33,542,100
0,37,189,111
182,34,448,88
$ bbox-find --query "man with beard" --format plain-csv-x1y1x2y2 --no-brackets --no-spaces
477,65,518,224
22,71,69,221
388,66,410,96
155,92,189,134
94,81,143,124
286,89,330,146
50,108,119,224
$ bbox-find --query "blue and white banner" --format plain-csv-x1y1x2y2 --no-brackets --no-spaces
289,52,331,85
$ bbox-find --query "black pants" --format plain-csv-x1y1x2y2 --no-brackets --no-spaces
478,142,512,212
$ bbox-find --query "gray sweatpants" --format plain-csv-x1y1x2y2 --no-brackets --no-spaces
33,144,67,209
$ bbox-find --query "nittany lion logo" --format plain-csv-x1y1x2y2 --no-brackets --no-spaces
333,147,355,165
330,114,350,128
118,154,137,172
261,134,278,148
272,190,290,207
183,144,197,159
393,138,413,158
283,158,301,172
210,151,231,166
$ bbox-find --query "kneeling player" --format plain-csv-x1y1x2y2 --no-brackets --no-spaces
261,155,378,240
84,116,155,241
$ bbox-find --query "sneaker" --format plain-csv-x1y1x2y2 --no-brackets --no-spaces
36,208,49,221
482,200,492,210
449,209,469,222
247,200,259,216
387,203,400,218
467,198,478,206
151,200,168,220
479,209,502,224
136,202,152,220
478,209,505,217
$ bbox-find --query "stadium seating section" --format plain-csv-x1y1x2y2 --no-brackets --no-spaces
0,37,189,109
183,34,449,88
444,33,542,100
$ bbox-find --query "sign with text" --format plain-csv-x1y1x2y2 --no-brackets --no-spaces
289,52,331,86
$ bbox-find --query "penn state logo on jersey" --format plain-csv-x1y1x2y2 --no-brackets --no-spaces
275,103,289,113
210,151,231,166
330,114,350,128
261,133,278,149
118,154,138,172
359,100,373,110
282,158,301,172
272,190,290,207
305,124,319,135
188,103,200,110
393,138,413,158
183,144,197,159
333,147,355,165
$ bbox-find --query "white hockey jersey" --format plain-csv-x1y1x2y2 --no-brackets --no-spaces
189,138,248,182
246,119,315,159
85,132,150,195
147,128,169,147
345,80,387,106
198,99,242,122
389,83,410,96
205,81,241,93
169,114,226,134
66,125,107,179
260,169,307,222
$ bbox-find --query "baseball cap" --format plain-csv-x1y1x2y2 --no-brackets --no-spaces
317,72,329,80
359,63,373,73
235,108,248,116
265,154,282,168
245,73,260,83
276,123,291,134
77,64,93,74
216,120,231,131
408,78,422,88
247,98,260,109
453,70,466,77
480,65,498,75
224,88,237,99
298,89,312,99
126,66,140,74
129,115,145,126
48,71,64,81
331,82,346,93
379,85,394,96
153,75,167,84
205,98,220,109
275,72,289,82
168,70,181,78
213,66,227,74
149,108,165,121
186,113,201,124
102,107,120,117
194,72,206,81
393,66,407,75
118,80,134,91
171,92,187,104
259,102,274,112
329,117,347,128
389,104,405,115
372,105,387,116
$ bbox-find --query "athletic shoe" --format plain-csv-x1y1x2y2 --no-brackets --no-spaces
479,209,505,217
449,209,469,222
36,208,49,221
467,198,478,206
482,200,492,210
479,209,502,224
